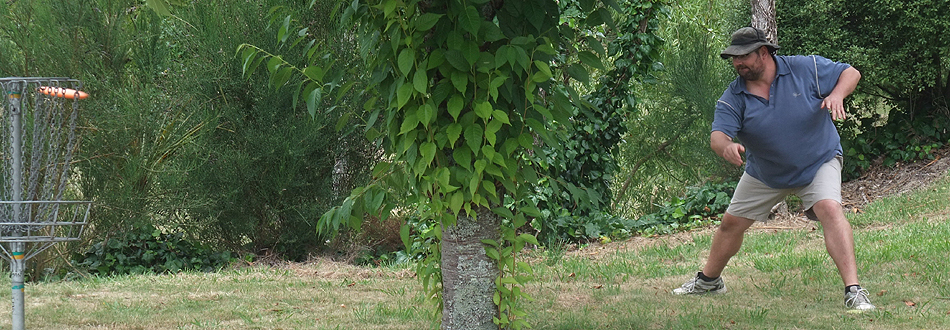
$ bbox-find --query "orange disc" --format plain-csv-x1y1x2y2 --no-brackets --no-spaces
37,86,89,100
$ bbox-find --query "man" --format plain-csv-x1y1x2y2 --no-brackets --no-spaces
671,27,874,311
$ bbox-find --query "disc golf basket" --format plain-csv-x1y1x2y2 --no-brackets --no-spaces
0,77,91,330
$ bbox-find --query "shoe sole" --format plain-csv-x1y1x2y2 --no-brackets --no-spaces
672,287,727,295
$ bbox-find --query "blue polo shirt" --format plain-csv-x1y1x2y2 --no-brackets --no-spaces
712,55,851,189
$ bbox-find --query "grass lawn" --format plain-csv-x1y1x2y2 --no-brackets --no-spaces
2,178,949,329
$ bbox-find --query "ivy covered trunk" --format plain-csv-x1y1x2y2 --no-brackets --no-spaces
440,206,500,330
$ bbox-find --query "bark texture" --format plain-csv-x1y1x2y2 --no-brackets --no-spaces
751,0,777,44
440,205,500,330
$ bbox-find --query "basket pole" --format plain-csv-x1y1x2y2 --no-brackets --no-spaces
7,83,26,330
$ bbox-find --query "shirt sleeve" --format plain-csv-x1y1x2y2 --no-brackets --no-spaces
711,87,742,139
813,55,852,98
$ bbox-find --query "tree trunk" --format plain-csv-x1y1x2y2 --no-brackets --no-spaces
440,205,500,330
750,0,777,44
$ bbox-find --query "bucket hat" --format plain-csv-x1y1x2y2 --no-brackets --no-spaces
720,27,779,59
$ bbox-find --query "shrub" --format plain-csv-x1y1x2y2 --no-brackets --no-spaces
73,225,236,276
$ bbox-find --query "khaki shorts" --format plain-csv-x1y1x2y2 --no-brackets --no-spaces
726,156,842,222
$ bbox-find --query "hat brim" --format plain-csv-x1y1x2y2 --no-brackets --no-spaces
720,42,779,59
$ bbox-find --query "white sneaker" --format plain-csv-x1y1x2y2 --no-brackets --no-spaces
844,286,876,311
672,272,727,295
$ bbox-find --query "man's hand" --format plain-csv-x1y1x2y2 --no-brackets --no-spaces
721,142,746,166
822,66,861,121
821,95,847,121
711,131,745,166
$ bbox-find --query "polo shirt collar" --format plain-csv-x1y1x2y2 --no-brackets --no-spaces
731,55,790,95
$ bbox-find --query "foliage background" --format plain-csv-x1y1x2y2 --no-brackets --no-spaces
778,0,950,178
0,0,375,267
0,0,945,285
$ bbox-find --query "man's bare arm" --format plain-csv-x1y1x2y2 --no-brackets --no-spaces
822,66,861,121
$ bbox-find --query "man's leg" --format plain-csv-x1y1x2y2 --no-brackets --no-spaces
702,212,756,278
811,199,859,286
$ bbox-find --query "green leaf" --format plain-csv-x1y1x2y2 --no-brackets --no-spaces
485,247,500,261
418,103,435,127
400,224,411,252
447,123,463,145
453,146,472,170
368,190,385,212
464,123,483,152
492,207,514,219
145,0,173,16
420,142,436,169
533,60,552,79
474,159,487,175
451,71,468,94
482,179,497,198
397,83,414,108
601,0,622,12
485,119,503,146
412,70,428,93
450,191,464,214
447,95,464,121
303,66,326,82
594,8,616,30
271,67,293,89
491,110,510,124
459,5,481,36
427,49,445,70
578,51,605,70
306,88,322,118
414,13,443,31
335,111,351,131
462,41,480,66
566,63,589,84
585,36,606,57
518,233,539,246
398,49,415,76
239,47,258,76
278,15,292,43
445,50,469,71
480,21,504,42
400,113,420,135
474,101,492,120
